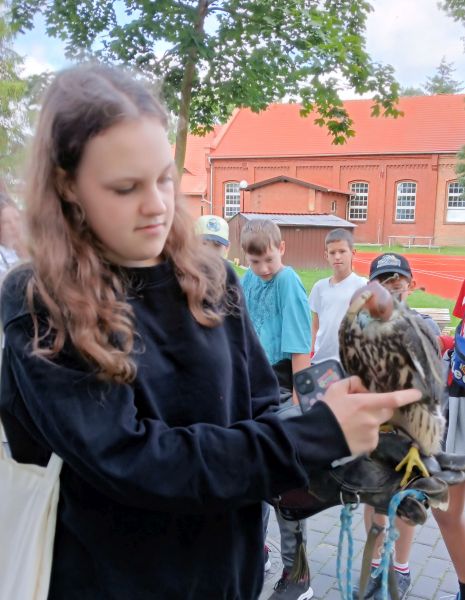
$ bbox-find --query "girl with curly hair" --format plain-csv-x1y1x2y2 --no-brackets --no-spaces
0,63,421,600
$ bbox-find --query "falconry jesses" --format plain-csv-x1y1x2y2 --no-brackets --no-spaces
339,280,446,487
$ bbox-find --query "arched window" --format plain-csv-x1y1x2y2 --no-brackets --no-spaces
348,182,368,221
224,182,240,218
446,180,465,222
395,182,416,222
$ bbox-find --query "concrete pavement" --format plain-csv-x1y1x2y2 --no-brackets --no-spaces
260,505,458,600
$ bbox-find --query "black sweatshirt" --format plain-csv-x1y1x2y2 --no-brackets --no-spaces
0,262,350,600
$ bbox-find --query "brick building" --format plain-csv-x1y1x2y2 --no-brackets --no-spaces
228,213,355,269
181,94,465,246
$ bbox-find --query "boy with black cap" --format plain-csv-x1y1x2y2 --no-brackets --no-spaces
368,253,440,335
353,253,440,600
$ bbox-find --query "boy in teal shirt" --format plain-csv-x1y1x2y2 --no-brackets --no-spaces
241,218,312,600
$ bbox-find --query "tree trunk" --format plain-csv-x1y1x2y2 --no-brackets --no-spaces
174,0,209,174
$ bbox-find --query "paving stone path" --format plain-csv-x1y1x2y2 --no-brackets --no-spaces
260,505,458,600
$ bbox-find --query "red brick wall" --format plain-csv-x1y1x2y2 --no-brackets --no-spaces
207,154,465,245
184,195,203,219
434,157,465,246
248,181,313,213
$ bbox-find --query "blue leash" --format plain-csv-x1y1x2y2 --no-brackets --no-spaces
372,490,426,599
336,498,358,600
337,489,427,600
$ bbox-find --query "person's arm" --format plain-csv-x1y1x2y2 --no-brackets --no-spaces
311,311,319,356
4,310,423,510
308,282,320,357
278,270,311,356
3,304,349,513
291,352,311,405
421,314,441,337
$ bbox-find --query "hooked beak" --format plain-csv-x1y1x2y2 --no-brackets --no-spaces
347,281,393,322
347,288,374,318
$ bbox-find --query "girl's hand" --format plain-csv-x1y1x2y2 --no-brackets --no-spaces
322,376,422,456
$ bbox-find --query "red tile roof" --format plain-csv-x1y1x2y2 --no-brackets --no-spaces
246,175,350,195
209,95,465,157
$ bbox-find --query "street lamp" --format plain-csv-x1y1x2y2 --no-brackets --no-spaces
239,180,248,213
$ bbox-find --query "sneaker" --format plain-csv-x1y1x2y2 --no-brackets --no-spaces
353,569,411,600
373,570,411,600
264,544,271,572
267,570,314,599
352,570,382,599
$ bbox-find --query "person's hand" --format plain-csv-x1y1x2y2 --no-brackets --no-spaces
322,376,422,456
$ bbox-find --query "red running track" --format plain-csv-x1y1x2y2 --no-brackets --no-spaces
353,253,465,301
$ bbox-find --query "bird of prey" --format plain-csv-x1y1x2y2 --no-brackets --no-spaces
338,280,446,488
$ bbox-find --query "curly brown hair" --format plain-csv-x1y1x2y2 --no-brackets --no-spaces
25,63,227,383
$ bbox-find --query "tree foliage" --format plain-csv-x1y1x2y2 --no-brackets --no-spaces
0,6,28,185
457,145,465,190
400,86,425,96
11,0,402,171
424,57,463,94
439,0,465,23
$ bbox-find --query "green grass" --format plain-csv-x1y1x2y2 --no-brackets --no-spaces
232,263,459,326
294,268,332,292
355,243,465,256
406,290,459,326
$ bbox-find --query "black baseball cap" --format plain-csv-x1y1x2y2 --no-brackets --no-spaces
369,253,413,281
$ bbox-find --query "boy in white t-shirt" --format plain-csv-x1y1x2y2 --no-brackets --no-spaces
308,228,366,364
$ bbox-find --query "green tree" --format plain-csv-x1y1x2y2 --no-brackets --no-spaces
440,0,465,23
457,146,465,189
400,86,425,96
0,7,28,185
424,57,464,94
11,0,402,172
439,2,465,191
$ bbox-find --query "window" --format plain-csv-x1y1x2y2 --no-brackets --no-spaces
348,182,368,221
331,200,337,213
224,182,240,218
395,182,416,222
446,181,465,222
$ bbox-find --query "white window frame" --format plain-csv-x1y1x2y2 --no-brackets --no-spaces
224,182,240,218
348,182,368,221
395,181,416,222
446,181,465,223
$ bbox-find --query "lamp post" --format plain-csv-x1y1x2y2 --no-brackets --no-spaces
239,179,248,213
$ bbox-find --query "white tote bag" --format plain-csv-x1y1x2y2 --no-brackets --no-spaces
0,424,62,600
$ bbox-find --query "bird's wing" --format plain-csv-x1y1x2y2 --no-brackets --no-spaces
338,315,350,371
400,306,444,399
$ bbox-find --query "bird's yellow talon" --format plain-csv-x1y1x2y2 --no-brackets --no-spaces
395,446,430,487
379,424,395,433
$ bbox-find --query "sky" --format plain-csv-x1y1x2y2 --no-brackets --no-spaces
365,0,465,91
13,0,465,95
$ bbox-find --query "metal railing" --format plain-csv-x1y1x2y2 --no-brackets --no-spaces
387,235,435,249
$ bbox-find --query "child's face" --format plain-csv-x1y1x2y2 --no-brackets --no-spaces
65,116,175,268
202,239,229,258
325,240,354,276
376,272,414,302
246,242,284,281
0,205,24,250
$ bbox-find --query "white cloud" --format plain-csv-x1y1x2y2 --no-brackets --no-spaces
366,0,465,87
20,55,54,77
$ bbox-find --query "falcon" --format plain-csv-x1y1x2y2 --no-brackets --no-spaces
338,280,446,487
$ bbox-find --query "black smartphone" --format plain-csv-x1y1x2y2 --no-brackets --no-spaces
293,359,345,413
